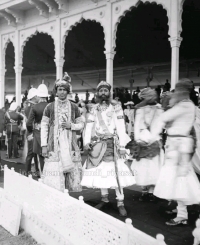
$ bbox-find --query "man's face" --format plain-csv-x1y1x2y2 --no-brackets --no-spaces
98,88,110,102
57,87,68,100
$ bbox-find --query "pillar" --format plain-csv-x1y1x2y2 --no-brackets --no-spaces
169,0,182,90
104,51,116,91
169,37,182,90
0,35,6,108
54,58,65,80
104,1,115,97
0,68,6,108
14,29,23,106
14,66,23,105
54,18,65,80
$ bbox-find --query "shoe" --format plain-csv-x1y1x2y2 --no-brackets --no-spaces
94,201,108,210
166,219,188,226
118,205,127,217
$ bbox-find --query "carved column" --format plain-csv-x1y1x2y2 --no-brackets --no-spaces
14,30,23,106
54,58,64,80
104,1,115,97
54,18,65,80
104,51,116,93
169,0,182,89
169,37,182,90
14,66,23,105
0,68,6,108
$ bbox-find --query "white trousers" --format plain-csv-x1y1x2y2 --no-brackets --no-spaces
101,188,124,201
177,201,188,220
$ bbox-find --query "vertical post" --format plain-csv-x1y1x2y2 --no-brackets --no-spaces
0,68,6,108
55,58,65,80
15,66,23,105
0,35,6,108
14,29,23,106
169,0,182,90
169,37,182,90
104,51,116,96
54,18,65,80
129,80,133,100
104,1,115,98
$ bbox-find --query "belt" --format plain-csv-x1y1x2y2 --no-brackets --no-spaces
7,123,18,126
167,134,192,138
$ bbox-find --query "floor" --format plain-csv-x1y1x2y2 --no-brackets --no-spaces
0,150,199,245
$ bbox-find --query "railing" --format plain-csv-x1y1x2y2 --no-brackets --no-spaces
0,166,168,245
0,0,13,5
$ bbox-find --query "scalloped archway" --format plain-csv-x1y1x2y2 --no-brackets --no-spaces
21,33,55,93
112,0,170,52
113,1,171,90
5,41,15,102
63,19,106,92
179,0,200,91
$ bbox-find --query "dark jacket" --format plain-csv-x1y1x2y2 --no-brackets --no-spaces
0,109,5,134
5,111,23,133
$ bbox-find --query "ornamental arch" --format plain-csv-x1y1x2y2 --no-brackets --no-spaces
113,2,171,90
63,20,106,92
21,33,55,94
179,0,200,83
5,41,15,101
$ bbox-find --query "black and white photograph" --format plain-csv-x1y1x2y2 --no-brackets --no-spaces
0,0,200,244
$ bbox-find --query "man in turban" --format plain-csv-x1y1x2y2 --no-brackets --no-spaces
41,72,84,192
81,81,135,217
131,87,164,202
151,78,200,226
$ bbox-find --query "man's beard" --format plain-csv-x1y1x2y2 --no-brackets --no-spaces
96,93,110,104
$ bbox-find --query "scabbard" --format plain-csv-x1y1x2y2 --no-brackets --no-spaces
113,139,122,194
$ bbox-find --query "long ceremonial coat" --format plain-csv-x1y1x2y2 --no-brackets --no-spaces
41,98,84,192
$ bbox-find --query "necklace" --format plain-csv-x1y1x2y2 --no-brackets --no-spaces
98,102,109,112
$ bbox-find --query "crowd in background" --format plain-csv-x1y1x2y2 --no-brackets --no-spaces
0,78,199,161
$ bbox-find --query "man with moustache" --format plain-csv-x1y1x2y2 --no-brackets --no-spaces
81,81,135,216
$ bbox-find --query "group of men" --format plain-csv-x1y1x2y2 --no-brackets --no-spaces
14,72,199,225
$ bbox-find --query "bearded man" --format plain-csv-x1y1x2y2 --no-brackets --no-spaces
81,81,135,217
41,73,84,192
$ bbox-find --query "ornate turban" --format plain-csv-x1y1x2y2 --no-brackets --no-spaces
169,78,193,106
175,78,193,94
138,88,158,104
97,81,111,91
54,72,72,93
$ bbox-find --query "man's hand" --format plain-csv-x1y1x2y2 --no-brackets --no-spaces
61,121,71,129
42,146,48,158
27,134,33,141
84,143,92,151
0,133,2,137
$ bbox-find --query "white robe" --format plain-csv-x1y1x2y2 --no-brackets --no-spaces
81,103,135,189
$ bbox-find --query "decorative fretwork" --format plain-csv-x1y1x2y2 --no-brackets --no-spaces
39,0,59,15
28,0,49,18
54,0,69,13
0,11,16,27
5,8,24,24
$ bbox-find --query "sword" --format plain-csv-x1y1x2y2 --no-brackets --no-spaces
113,138,122,194
37,154,42,177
